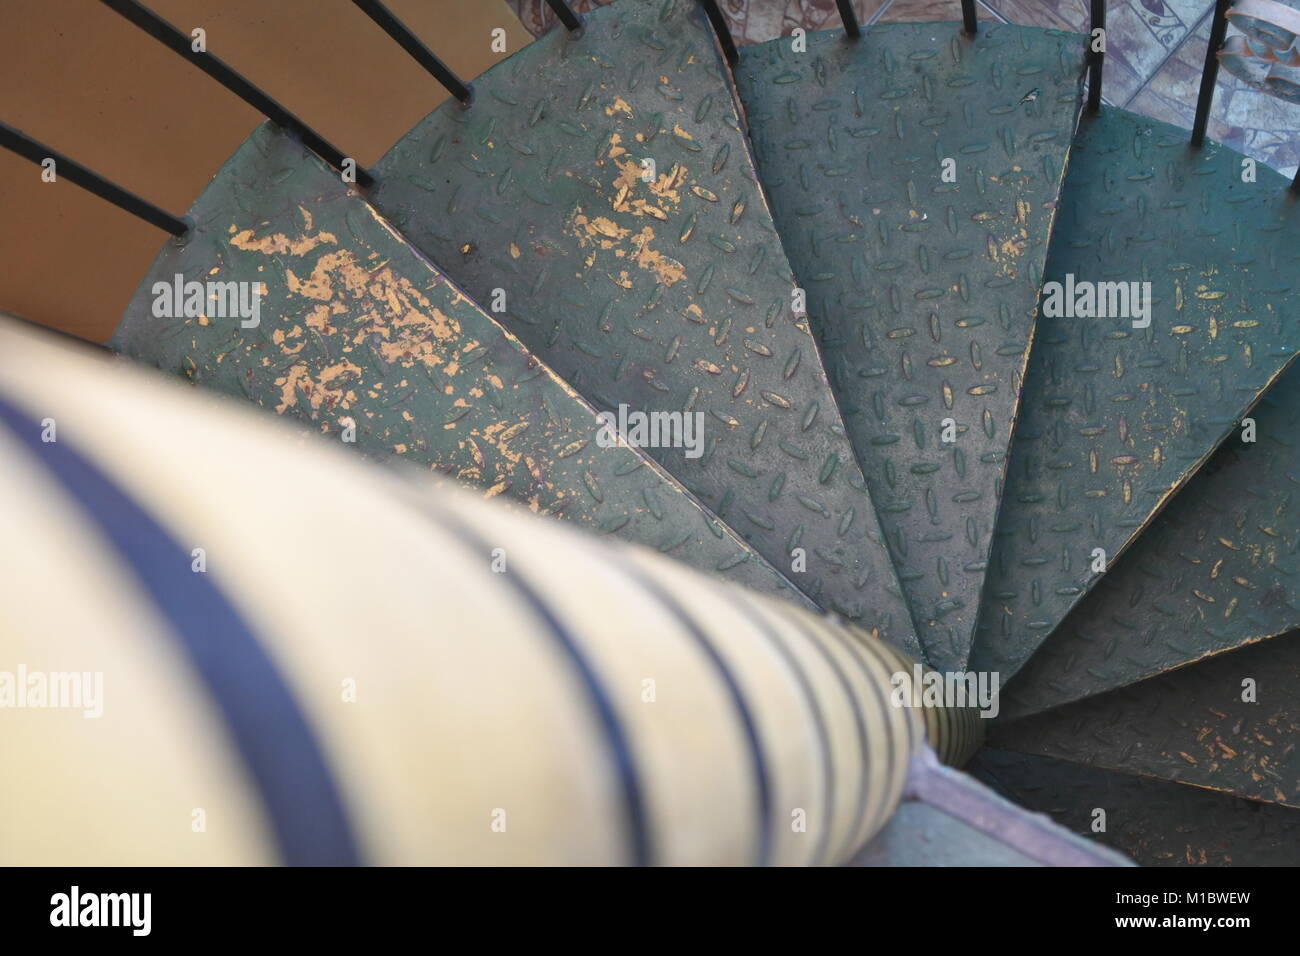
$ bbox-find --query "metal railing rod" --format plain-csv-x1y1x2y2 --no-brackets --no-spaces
99,0,373,186
961,0,978,34
351,0,473,105
545,0,582,33
0,121,188,236
698,0,739,66
836,0,861,38
1087,0,1105,112
1192,0,1233,147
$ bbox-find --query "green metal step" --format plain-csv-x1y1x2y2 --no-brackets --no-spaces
733,22,1085,670
369,0,919,654
971,748,1300,866
108,122,808,605
1002,359,1300,720
989,629,1300,809
970,105,1300,683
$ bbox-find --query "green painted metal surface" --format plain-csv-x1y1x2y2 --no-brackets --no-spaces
108,123,809,604
89,4,1300,866
1003,360,1300,720
970,106,1300,683
733,23,1085,670
972,748,1300,866
990,629,1300,808
370,0,919,654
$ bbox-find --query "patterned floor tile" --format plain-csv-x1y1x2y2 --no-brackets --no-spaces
1129,12,1300,178
876,0,1002,24
1105,0,1213,106
983,0,1090,33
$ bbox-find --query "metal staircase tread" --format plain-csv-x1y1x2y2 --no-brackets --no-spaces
369,0,919,655
971,748,1300,866
988,628,1300,809
970,104,1300,684
108,121,809,606
733,21,1086,670
29,0,1300,867
1002,359,1300,720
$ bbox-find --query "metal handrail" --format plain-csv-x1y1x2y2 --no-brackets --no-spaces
1088,0,1106,112
0,121,188,236
351,0,473,105
1193,0,1234,148
836,0,862,38
545,0,583,33
99,0,373,186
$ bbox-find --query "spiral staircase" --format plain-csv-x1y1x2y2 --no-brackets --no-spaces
4,0,1299,866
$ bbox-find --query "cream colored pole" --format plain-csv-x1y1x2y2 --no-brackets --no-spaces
0,318,978,866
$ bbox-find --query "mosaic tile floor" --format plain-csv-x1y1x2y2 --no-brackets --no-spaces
507,0,1300,177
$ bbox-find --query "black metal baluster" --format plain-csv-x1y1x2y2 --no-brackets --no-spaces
99,0,373,186
351,0,472,105
545,0,583,33
1087,0,1105,112
961,0,978,35
836,0,861,38
1192,0,1233,147
698,0,739,67
0,121,188,236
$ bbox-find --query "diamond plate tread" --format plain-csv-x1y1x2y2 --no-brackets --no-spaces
108,122,809,605
970,105,1300,683
1002,359,1300,720
971,749,1300,866
989,629,1300,808
369,0,919,653
733,23,1085,671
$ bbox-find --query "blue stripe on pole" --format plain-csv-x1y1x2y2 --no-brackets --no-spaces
420,503,653,866
0,392,361,866
613,555,774,866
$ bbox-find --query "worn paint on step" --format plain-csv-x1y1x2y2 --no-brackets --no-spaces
109,123,807,605
370,0,919,654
